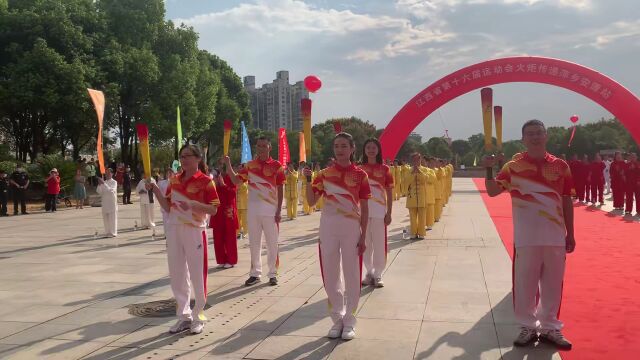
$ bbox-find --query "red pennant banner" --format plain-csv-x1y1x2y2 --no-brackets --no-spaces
333,121,342,134
278,128,290,166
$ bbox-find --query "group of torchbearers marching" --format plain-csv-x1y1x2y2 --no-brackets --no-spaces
88,123,577,349
108,131,452,340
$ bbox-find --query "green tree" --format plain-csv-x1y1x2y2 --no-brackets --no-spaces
451,139,471,158
311,117,377,163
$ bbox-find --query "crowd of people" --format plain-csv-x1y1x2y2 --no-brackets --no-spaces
2,124,636,351
107,133,454,341
567,151,640,215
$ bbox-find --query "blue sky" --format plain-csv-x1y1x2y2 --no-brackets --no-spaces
165,0,640,141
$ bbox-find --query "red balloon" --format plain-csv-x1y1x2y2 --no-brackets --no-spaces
570,115,579,123
304,75,322,93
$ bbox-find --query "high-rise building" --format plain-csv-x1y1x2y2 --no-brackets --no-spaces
243,71,309,132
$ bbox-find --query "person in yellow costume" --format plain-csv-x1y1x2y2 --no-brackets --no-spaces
446,162,454,202
313,163,324,210
434,161,445,222
300,161,313,215
401,162,411,197
393,160,402,200
440,159,452,205
404,153,427,239
285,163,299,220
423,157,437,231
236,164,249,238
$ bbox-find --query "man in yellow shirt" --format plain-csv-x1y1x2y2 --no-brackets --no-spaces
285,163,299,220
423,157,437,231
434,161,445,222
446,162,454,203
393,160,402,200
404,153,427,239
299,161,312,215
401,162,411,197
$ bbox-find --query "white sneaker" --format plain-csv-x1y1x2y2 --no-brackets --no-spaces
374,277,384,288
223,264,234,269
341,326,356,340
216,264,225,269
190,320,205,334
169,319,191,334
327,323,343,339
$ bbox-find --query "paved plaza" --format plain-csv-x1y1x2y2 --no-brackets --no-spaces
0,178,561,359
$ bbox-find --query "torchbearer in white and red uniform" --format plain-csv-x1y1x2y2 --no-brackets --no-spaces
359,138,393,288
225,136,285,287
148,144,220,336
303,132,371,341
484,119,575,351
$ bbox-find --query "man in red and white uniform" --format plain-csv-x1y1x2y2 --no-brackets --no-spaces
484,119,575,350
225,137,285,286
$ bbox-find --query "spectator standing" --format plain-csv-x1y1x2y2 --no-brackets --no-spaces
73,168,87,209
0,170,8,216
45,169,60,212
122,166,133,204
9,164,29,215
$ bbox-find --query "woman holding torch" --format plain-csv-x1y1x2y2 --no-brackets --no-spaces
146,144,219,335
303,132,371,340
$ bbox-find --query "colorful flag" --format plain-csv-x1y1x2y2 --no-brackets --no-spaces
494,106,503,151
176,106,183,150
136,124,152,179
301,99,312,160
87,89,106,175
240,121,252,164
333,121,342,134
299,132,306,163
223,120,232,156
278,128,290,166
481,88,493,152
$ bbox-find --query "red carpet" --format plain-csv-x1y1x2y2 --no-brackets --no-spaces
473,178,640,360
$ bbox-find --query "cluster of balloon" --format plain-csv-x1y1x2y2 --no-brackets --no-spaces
568,114,579,147
304,75,322,93
302,75,321,181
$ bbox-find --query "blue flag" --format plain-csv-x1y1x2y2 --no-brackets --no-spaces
241,121,252,164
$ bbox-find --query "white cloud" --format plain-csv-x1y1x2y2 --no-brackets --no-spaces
346,49,382,62
396,0,592,18
382,24,455,57
176,0,405,35
588,20,640,49
174,0,455,61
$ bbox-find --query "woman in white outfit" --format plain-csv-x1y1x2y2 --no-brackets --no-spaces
157,168,175,233
148,145,219,335
136,176,156,229
96,168,118,237
303,132,371,341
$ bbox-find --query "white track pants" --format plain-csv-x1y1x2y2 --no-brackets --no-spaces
319,216,362,328
166,224,208,322
248,214,279,278
140,203,155,228
102,211,117,236
363,217,386,279
513,246,565,330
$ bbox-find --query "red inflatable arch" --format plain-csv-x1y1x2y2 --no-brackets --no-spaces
379,56,640,160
